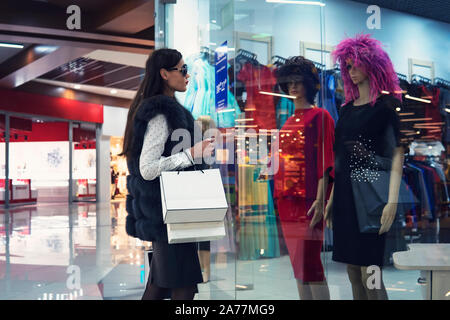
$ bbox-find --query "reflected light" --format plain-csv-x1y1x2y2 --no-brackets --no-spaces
259,91,296,99
266,0,325,6
0,42,24,49
405,94,431,103
217,108,235,113
386,288,408,292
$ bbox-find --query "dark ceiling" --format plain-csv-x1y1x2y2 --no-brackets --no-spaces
40,57,144,90
351,0,450,24
0,44,32,65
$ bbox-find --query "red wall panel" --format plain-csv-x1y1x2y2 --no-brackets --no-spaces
0,89,103,123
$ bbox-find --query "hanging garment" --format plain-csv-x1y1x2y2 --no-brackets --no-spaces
275,97,295,129
407,163,433,221
237,62,277,130
237,163,280,260
318,71,339,124
420,85,442,140
182,56,241,127
439,88,450,142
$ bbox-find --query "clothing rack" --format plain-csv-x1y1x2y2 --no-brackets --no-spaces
397,72,408,81
271,55,287,65
200,46,215,64
236,49,260,66
236,49,258,60
313,61,325,70
435,77,450,90
411,74,432,85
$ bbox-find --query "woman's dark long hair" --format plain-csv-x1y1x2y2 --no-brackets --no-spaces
120,48,182,159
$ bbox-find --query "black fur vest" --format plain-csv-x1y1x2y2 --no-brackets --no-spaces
125,94,206,242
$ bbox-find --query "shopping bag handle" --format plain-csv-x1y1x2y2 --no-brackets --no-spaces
178,150,204,174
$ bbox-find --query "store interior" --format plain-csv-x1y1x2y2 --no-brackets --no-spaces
0,0,449,300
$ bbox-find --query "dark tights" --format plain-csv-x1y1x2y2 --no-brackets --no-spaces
141,281,196,300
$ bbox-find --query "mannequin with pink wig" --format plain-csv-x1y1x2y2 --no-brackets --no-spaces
324,34,405,300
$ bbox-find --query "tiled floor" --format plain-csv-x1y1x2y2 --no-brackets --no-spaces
0,201,428,300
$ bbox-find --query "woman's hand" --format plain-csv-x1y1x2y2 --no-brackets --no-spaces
307,199,325,229
379,202,397,235
188,138,215,160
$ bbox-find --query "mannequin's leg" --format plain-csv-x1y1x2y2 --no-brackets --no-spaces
171,286,197,300
346,264,368,300
296,279,313,300
309,280,331,300
361,266,388,300
141,282,166,300
198,250,211,282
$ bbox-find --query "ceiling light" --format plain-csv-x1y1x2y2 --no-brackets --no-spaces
405,94,431,103
0,43,24,49
266,0,325,6
110,89,117,94
259,91,296,99
74,84,81,89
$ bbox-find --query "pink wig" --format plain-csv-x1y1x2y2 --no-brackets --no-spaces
332,34,402,105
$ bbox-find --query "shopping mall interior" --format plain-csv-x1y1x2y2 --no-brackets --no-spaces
0,0,449,300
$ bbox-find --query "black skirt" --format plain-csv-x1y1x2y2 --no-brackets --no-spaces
149,240,203,292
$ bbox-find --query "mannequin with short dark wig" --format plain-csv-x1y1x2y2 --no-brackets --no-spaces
276,56,320,105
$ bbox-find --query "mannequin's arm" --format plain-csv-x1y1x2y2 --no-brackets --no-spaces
324,184,334,229
308,172,330,228
379,147,405,234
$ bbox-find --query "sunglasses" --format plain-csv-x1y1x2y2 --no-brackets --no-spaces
167,64,188,77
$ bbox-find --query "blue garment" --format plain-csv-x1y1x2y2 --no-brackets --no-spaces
407,163,433,220
430,161,450,203
318,72,339,124
276,97,295,129
182,55,241,127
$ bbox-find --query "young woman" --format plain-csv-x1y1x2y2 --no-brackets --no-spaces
274,56,335,300
121,48,215,300
326,34,404,300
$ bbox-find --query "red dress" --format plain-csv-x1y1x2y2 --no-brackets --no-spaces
237,62,277,130
274,107,335,282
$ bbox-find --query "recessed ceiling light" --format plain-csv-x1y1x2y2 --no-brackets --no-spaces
110,89,117,94
74,84,81,89
0,43,24,49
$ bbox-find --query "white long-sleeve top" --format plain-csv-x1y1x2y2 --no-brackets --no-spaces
139,114,195,181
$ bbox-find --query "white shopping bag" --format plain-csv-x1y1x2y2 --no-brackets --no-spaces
167,220,226,244
160,168,228,224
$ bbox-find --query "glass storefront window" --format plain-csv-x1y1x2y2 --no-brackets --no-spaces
162,0,450,300
72,122,97,202
8,116,69,205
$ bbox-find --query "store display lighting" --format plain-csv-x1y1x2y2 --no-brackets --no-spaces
405,94,431,103
0,42,24,49
218,108,235,113
259,91,296,99
266,0,325,6
400,117,432,122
